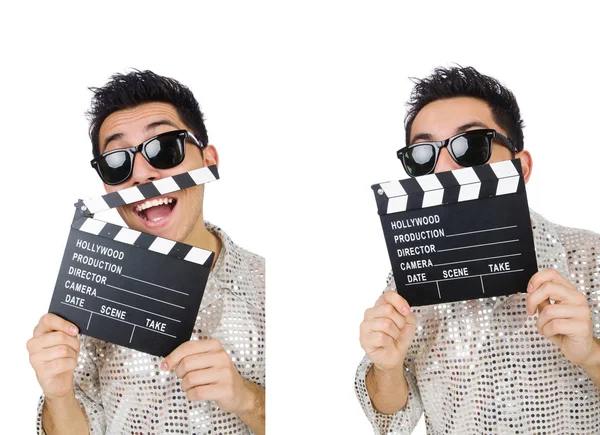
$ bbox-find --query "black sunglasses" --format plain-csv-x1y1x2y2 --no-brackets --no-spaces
91,130,204,185
397,129,519,177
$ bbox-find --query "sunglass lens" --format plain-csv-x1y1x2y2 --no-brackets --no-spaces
145,136,185,169
404,144,436,176
97,151,132,184
451,134,489,166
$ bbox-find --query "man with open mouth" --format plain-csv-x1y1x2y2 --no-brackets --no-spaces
27,70,265,434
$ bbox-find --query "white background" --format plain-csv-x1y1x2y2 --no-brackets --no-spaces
1,2,599,433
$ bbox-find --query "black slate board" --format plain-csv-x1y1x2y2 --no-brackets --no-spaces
372,159,538,306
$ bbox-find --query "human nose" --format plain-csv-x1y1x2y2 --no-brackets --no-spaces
434,148,461,173
129,152,161,186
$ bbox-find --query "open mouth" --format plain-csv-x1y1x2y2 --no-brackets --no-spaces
133,196,177,223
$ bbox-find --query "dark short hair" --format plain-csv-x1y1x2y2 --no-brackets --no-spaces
405,66,525,151
87,70,208,158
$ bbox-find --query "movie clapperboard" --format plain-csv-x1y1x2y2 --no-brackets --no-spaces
49,165,219,356
372,159,538,306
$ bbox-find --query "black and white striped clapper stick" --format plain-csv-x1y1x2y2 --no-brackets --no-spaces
373,159,524,216
372,159,538,307
49,165,220,357
82,165,219,215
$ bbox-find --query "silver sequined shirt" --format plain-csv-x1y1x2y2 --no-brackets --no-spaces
36,223,265,434
355,210,600,434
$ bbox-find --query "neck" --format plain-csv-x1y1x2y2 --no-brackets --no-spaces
183,218,222,269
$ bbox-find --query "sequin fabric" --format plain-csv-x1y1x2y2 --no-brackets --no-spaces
355,210,600,434
36,222,265,434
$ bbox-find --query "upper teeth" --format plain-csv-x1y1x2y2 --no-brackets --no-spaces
135,197,173,212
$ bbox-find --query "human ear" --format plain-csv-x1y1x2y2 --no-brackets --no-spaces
202,145,219,168
516,150,533,183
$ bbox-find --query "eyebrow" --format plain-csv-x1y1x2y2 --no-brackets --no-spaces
410,121,491,143
102,119,181,151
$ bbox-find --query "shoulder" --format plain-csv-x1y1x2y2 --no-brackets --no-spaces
206,221,265,306
238,245,265,268
531,210,600,252
206,221,264,266
531,210,599,287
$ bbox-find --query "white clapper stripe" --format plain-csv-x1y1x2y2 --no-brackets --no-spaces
490,160,519,178
79,218,106,235
380,180,406,198
153,177,181,195
452,166,480,185
189,167,217,185
416,173,443,191
118,187,146,205
496,176,520,196
185,247,212,265
387,196,409,214
83,166,218,214
422,189,444,207
148,238,176,255
458,183,481,202
452,166,481,202
113,227,142,245
83,196,109,215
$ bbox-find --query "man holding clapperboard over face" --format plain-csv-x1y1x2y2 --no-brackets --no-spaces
26,71,265,434
356,67,600,434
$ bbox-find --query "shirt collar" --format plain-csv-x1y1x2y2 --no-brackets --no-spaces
200,221,262,310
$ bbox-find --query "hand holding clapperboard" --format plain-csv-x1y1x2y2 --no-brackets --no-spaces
48,165,219,356
373,159,538,306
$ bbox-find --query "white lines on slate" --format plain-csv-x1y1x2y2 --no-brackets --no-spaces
95,295,181,323
106,284,185,309
434,253,522,267
122,274,188,296
445,225,517,238
437,239,519,253
405,268,524,286
59,303,177,338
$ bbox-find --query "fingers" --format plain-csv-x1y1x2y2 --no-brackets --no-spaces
30,344,79,365
34,313,78,337
366,331,394,349
185,384,223,402
540,318,586,339
528,268,574,292
363,318,402,341
180,367,223,392
536,303,581,329
381,290,417,326
375,290,411,315
526,279,586,316
42,357,79,379
174,350,231,378
371,290,416,325
536,298,551,318
402,308,418,328
361,291,418,349
27,331,80,355
364,303,406,331
27,331,81,383
164,339,243,408
163,338,222,371
27,314,81,399
536,302,591,339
